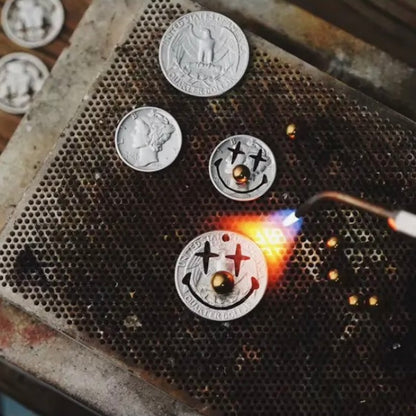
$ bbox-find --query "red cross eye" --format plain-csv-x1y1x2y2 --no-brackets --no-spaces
226,244,250,277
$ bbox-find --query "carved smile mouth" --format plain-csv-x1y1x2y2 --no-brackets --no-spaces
214,158,268,194
182,273,259,310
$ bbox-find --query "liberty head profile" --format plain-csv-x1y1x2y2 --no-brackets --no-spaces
130,110,175,167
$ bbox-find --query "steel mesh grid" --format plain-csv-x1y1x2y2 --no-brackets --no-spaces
1,0,416,415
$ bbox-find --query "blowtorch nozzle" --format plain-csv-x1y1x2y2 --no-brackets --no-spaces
282,191,416,239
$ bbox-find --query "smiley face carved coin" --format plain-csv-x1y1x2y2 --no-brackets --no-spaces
159,11,249,97
115,107,182,172
209,135,277,201
175,230,268,321
0,52,49,114
2,0,64,48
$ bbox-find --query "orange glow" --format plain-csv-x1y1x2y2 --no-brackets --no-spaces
217,212,301,283
388,217,397,231
237,222,287,261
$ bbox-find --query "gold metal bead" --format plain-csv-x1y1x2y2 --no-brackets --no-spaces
211,271,235,294
368,295,379,307
286,123,297,140
328,269,339,281
233,164,251,184
348,295,359,306
326,236,339,249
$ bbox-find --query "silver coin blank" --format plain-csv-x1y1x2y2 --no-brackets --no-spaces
209,134,277,201
115,107,182,172
159,11,249,97
1,0,64,48
0,52,49,115
175,230,268,321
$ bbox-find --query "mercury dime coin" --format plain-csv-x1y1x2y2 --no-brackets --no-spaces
159,11,249,97
0,52,49,114
209,134,277,201
2,0,64,48
175,230,268,321
115,107,182,172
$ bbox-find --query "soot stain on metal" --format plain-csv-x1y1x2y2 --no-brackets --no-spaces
1,0,416,415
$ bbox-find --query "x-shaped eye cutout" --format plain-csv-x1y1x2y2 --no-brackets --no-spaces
249,149,267,171
195,241,219,274
227,141,245,164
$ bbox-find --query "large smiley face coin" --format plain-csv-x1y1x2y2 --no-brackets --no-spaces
209,135,277,201
175,231,268,321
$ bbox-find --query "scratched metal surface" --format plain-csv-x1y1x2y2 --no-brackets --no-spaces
1,0,416,415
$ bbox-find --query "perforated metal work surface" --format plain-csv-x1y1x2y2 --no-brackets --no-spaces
1,0,416,415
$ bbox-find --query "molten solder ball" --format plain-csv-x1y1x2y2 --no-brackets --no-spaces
348,294,360,306
211,271,235,294
286,123,297,140
326,236,339,249
233,164,251,184
368,295,379,307
328,269,339,281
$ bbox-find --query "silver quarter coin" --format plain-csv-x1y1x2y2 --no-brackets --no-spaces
175,230,268,321
159,11,249,97
0,52,49,115
209,134,277,201
115,107,182,172
1,0,64,48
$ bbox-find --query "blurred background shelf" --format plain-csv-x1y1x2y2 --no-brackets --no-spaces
291,0,416,67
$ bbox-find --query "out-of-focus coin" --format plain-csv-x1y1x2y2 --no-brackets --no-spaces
175,230,268,321
159,11,249,97
209,134,277,201
1,0,64,48
0,52,49,114
115,107,182,173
